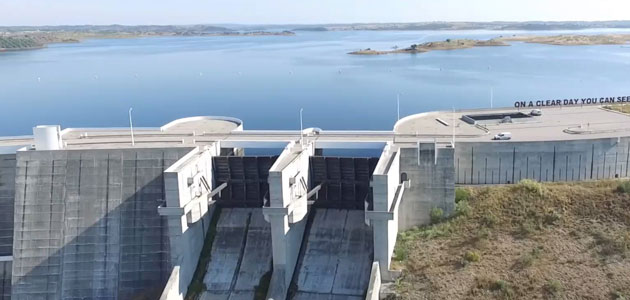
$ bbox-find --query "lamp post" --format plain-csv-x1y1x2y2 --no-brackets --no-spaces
300,108,304,145
129,108,135,146
397,93,401,121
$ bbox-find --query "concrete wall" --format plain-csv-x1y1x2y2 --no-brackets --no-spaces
455,137,630,185
0,261,10,300
0,154,16,257
265,142,313,300
399,144,455,229
160,145,219,300
369,144,400,280
11,148,191,300
365,262,381,300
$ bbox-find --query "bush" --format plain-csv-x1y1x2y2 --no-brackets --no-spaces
517,179,544,196
491,280,514,298
456,200,471,217
464,250,481,263
616,181,630,194
515,246,543,269
544,280,563,296
430,207,444,224
481,212,498,228
455,188,470,203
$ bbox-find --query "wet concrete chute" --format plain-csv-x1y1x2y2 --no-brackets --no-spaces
1,104,628,299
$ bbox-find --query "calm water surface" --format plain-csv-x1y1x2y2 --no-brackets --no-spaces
1,29,629,136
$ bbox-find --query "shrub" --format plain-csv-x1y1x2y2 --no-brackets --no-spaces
544,280,563,296
616,181,630,194
515,246,543,269
517,179,544,196
455,187,470,203
455,200,471,217
430,207,444,224
611,291,628,300
464,250,481,263
481,212,498,228
393,243,409,261
491,280,514,298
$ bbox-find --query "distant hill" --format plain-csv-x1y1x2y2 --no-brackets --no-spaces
293,20,630,31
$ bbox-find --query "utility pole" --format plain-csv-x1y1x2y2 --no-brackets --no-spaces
129,108,135,146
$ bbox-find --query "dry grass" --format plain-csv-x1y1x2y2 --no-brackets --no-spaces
392,180,630,300
604,104,630,114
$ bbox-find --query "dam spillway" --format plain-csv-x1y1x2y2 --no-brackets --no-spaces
201,208,271,300
290,209,373,300
0,105,628,299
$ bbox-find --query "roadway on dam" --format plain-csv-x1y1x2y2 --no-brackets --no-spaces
0,129,479,150
202,208,272,300
290,209,373,300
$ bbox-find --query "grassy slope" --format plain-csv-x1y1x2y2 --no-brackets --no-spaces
0,36,42,49
393,180,630,300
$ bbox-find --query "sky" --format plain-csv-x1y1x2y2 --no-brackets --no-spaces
1,0,629,26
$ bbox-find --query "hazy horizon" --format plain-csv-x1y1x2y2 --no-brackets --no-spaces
1,0,629,26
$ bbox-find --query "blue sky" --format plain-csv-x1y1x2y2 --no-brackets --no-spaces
1,0,629,26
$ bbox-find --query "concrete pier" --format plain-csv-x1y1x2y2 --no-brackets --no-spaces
265,142,313,300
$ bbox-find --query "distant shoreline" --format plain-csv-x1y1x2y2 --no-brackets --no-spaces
0,30,295,52
349,34,630,55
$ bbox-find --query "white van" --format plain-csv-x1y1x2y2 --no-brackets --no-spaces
493,132,512,140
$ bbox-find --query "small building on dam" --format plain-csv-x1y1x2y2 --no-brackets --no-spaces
0,104,628,300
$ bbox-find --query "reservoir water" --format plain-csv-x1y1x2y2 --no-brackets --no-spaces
1,29,629,136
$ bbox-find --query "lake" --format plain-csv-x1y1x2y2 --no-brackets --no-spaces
1,29,629,136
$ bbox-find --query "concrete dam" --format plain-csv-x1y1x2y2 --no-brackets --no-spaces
0,104,628,300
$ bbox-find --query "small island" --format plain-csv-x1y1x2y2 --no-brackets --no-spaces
349,34,630,55
349,38,508,55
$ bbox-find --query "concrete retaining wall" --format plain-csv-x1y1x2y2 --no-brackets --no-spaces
399,144,455,229
455,137,630,184
11,148,191,300
0,155,15,257
369,144,400,280
365,262,381,300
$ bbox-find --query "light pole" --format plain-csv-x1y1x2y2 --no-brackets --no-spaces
397,93,401,121
299,108,304,145
490,87,494,109
129,108,135,146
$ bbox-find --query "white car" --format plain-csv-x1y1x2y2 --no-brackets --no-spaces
303,127,322,137
493,132,512,140
530,109,542,116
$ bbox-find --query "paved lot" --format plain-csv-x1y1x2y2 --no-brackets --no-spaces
395,105,630,142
